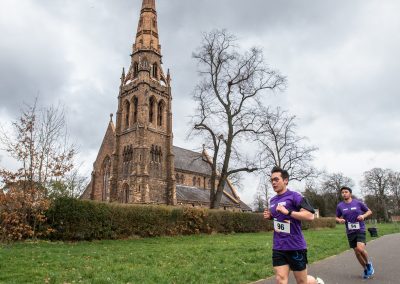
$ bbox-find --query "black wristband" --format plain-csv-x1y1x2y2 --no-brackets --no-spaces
287,209,292,216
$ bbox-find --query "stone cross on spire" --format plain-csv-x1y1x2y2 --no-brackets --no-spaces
134,0,160,53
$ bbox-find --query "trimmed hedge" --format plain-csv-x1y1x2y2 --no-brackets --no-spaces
45,197,336,241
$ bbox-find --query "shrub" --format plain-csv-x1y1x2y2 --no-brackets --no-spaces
0,186,51,242
45,198,335,241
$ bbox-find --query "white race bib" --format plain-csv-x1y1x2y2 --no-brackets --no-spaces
347,222,360,230
274,220,291,234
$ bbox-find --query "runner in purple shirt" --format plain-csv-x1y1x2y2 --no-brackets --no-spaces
336,186,374,279
264,167,320,284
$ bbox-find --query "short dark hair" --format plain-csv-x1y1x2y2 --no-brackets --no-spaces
340,186,352,193
271,166,289,181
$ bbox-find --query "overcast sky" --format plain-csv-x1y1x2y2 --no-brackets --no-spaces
1,0,400,206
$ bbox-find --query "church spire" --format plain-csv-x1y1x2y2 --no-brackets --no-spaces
134,0,160,54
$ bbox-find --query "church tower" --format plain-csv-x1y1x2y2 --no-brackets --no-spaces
110,0,176,205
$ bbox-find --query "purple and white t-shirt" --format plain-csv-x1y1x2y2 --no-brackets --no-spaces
269,189,307,251
336,199,369,234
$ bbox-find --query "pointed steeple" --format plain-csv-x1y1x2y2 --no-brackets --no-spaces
134,0,160,54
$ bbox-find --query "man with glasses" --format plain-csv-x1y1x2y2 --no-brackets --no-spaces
264,166,321,284
336,186,374,279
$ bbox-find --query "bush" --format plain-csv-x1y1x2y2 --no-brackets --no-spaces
302,217,336,230
45,198,335,241
0,186,51,242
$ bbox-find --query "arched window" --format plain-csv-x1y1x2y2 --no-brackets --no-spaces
193,177,196,186
133,62,139,78
181,174,185,184
102,156,111,201
197,178,201,187
157,100,164,126
149,97,155,123
124,100,130,129
175,173,180,184
152,63,158,79
123,184,130,204
133,97,138,123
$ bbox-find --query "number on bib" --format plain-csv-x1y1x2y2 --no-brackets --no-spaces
347,222,360,230
274,220,291,234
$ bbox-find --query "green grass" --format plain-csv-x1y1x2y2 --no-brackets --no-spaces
0,223,399,284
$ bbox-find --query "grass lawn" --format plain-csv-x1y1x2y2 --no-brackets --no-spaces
0,223,399,284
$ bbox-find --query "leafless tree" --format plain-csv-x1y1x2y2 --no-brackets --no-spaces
252,179,270,212
388,171,400,214
190,29,286,209
0,99,76,196
0,99,78,240
319,172,354,216
256,107,318,182
362,168,392,221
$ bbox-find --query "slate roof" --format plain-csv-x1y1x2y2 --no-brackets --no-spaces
176,185,236,206
173,146,211,175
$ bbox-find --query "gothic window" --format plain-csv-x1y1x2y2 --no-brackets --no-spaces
133,62,139,78
102,156,111,201
208,179,211,189
149,96,155,123
197,177,201,187
123,184,130,204
175,173,180,184
193,176,196,186
157,100,164,126
181,174,185,184
124,100,130,129
123,145,133,178
150,145,162,163
133,97,138,123
158,146,162,163
152,18,156,28
152,63,158,79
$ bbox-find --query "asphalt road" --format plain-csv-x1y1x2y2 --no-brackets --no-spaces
251,233,400,284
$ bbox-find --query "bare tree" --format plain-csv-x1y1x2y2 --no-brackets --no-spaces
319,172,354,216
0,100,76,192
362,168,392,222
256,107,318,181
388,171,400,214
0,99,78,240
190,29,286,209
252,179,270,212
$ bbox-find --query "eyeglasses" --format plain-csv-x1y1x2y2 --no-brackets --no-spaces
270,177,281,183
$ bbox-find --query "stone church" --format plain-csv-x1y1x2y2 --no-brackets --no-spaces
81,0,251,211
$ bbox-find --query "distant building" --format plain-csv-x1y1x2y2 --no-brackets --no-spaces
81,0,251,212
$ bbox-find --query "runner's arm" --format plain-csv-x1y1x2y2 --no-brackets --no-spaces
289,208,315,221
357,209,372,221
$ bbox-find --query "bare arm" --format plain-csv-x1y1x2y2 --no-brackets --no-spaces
276,205,314,221
357,209,372,221
291,208,314,221
336,216,345,224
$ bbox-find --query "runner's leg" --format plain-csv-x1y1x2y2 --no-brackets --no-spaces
274,265,290,284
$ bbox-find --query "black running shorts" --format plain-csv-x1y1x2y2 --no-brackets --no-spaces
347,231,366,248
272,249,308,271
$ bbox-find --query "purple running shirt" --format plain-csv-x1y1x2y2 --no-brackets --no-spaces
336,199,369,234
269,189,307,250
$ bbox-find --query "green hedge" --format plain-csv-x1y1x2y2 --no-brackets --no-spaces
45,197,335,241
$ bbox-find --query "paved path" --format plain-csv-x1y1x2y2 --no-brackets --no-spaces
250,233,400,284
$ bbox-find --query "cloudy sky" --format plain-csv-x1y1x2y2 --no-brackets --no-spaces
1,0,399,205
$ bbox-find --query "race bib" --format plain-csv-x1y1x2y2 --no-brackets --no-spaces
274,220,290,234
347,222,360,230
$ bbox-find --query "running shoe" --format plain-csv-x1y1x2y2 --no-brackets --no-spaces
367,262,375,277
363,268,369,279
